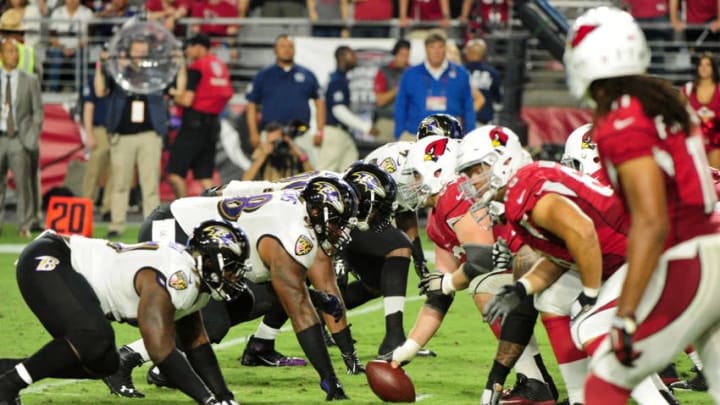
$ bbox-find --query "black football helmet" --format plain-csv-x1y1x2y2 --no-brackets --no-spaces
343,162,398,232
301,176,359,256
416,113,464,140
187,220,252,302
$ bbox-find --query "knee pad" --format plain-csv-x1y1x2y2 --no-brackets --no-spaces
424,294,454,316
469,270,513,296
66,326,116,375
500,295,538,345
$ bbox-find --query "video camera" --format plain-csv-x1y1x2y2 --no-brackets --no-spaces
265,119,308,169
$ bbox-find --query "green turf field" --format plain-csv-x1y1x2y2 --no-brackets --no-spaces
0,225,712,404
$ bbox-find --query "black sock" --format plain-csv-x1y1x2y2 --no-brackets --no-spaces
384,311,405,341
342,281,375,309
0,360,24,374
0,367,28,396
380,257,410,297
331,325,355,355
486,360,511,389
535,353,558,400
296,324,335,381
262,301,289,329
411,237,426,273
24,338,85,381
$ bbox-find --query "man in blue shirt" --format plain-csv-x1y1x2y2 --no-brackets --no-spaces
463,38,502,125
394,30,475,140
245,34,325,150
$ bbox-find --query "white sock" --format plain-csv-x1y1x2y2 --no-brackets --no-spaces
255,323,280,340
631,375,668,405
514,335,544,382
126,339,150,363
15,363,32,385
558,357,589,404
688,350,704,371
384,296,405,316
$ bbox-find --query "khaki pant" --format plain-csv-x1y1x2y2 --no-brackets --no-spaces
82,126,112,214
109,131,162,233
374,117,397,144
314,126,359,172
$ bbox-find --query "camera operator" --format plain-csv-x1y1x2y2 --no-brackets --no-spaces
242,120,313,181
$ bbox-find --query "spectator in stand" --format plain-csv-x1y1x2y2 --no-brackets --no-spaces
94,0,139,39
242,121,313,180
245,34,325,150
351,0,393,38
81,70,112,222
670,0,720,55
0,38,43,238
681,52,720,169
145,0,188,33
3,0,41,50
373,38,410,143
321,45,367,171
463,38,501,125
190,0,240,38
166,34,233,198
394,30,475,140
399,0,450,37
94,36,179,238
45,0,93,92
622,0,671,74
261,0,307,17
308,0,349,37
460,0,510,38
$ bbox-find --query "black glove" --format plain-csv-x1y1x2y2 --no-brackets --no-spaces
341,350,365,375
414,259,431,279
484,283,527,324
610,315,641,366
309,290,345,323
418,271,449,296
333,257,349,290
491,237,513,271
570,291,598,322
320,378,349,400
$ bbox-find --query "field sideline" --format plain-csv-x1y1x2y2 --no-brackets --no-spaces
0,225,711,404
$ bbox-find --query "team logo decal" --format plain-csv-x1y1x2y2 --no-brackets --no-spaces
34,255,60,272
314,181,345,214
424,138,449,162
489,126,509,148
350,172,386,198
380,157,397,173
168,271,189,290
570,25,598,48
295,235,314,256
294,72,306,82
581,130,596,150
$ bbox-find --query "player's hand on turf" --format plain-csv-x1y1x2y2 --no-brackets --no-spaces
610,314,641,366
311,290,345,323
418,271,450,296
491,237,513,270
483,283,526,324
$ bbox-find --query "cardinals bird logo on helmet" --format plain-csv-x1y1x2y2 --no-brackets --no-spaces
424,137,449,162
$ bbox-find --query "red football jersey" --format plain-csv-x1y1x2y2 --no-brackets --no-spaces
426,178,473,262
594,95,720,246
681,82,720,151
503,162,628,279
492,222,523,254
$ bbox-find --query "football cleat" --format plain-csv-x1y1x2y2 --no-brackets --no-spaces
670,367,708,392
102,346,145,398
320,378,349,400
660,389,681,405
240,335,307,367
341,351,365,375
481,383,504,405
416,348,437,357
146,365,176,389
500,374,556,405
659,363,680,386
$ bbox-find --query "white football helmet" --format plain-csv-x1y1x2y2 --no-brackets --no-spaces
364,141,417,211
404,135,459,206
561,124,601,176
564,7,650,100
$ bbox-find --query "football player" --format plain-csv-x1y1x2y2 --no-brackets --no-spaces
564,7,720,404
467,122,677,404
106,176,359,400
0,221,251,405
416,113,465,140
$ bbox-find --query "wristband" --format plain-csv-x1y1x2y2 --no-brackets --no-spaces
583,286,600,299
316,129,324,138
95,60,102,70
299,154,308,163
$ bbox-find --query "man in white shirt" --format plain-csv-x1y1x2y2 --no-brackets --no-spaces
45,0,93,91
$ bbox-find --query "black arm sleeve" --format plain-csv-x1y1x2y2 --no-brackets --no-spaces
187,68,201,92
155,348,213,404
186,343,233,401
462,243,494,279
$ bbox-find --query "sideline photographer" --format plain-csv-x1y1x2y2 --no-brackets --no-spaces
242,120,313,181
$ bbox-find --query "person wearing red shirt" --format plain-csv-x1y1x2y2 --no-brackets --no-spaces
565,8,720,404
399,0,450,34
682,53,720,169
145,0,189,32
622,0,671,74
351,0,393,37
167,34,233,198
373,39,410,143
460,0,511,36
190,0,240,37
669,0,720,55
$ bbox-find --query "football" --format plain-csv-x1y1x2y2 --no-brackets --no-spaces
365,360,416,403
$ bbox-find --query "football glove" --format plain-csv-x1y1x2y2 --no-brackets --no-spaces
418,271,453,296
341,350,365,375
569,291,598,322
414,259,431,278
309,290,345,323
491,237,513,271
484,283,527,324
610,315,641,366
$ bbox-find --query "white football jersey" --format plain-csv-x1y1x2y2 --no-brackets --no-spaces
222,171,339,197
171,190,319,282
69,236,209,322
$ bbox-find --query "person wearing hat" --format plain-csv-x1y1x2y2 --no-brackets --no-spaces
166,33,233,198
